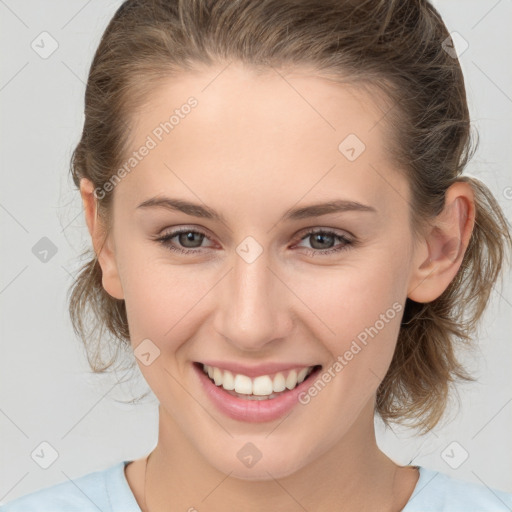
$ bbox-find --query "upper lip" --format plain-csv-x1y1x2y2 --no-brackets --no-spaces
197,360,320,378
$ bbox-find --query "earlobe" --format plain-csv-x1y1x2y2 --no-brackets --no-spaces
407,182,475,303
79,178,125,300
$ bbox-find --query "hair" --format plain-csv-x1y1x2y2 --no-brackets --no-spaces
68,0,511,433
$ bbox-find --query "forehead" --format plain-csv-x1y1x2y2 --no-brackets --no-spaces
132,62,390,144
116,63,408,220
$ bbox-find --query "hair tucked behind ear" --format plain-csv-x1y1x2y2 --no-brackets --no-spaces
68,0,512,431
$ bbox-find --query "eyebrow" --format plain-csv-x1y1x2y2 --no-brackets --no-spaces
136,196,377,222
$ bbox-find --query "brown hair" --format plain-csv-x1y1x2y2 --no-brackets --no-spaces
68,0,512,432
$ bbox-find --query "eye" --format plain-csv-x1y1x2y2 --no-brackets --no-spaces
293,228,354,256
154,227,355,256
155,228,213,255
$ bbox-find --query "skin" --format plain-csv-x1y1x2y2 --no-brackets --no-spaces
80,62,475,511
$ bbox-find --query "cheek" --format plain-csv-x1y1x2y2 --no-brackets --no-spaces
289,251,409,386
293,255,407,336
120,249,217,348
119,256,218,400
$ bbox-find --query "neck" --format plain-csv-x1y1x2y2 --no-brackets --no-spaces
142,402,408,512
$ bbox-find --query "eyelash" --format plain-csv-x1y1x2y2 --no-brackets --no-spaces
154,227,354,257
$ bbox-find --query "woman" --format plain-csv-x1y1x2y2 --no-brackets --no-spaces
2,0,511,510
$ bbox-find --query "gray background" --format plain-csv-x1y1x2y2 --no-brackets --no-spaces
1,0,511,504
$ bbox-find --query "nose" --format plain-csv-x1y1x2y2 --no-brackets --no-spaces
212,247,293,352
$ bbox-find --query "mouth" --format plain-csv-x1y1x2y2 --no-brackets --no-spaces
193,362,322,400
193,361,323,422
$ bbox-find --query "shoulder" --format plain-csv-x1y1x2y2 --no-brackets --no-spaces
0,460,140,512
403,466,512,512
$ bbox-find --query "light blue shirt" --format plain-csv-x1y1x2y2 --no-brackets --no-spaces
1,461,511,511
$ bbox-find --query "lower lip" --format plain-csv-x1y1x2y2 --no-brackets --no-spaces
193,362,322,423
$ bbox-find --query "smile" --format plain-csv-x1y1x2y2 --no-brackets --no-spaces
201,363,317,399
193,362,323,422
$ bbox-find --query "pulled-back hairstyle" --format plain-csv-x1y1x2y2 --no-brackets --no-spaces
68,0,511,433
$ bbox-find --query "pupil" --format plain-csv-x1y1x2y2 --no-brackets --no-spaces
180,232,202,247
313,233,333,249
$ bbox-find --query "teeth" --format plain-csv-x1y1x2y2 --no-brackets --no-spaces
285,369,298,390
253,375,273,396
222,370,235,390
273,372,286,392
213,367,223,386
202,364,316,396
297,367,309,383
234,374,252,394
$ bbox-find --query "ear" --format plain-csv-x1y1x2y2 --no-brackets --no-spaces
79,178,124,300
407,181,476,303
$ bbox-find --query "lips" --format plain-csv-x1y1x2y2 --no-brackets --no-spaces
193,362,323,422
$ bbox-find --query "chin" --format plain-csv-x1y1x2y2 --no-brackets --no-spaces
205,445,311,481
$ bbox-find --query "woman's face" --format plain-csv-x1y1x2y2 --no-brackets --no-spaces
99,63,420,480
